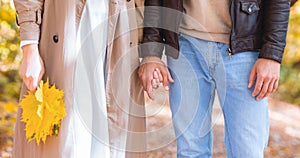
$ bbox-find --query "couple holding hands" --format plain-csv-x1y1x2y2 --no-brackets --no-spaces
13,0,290,158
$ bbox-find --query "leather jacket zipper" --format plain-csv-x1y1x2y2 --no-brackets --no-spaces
227,47,232,59
228,0,233,59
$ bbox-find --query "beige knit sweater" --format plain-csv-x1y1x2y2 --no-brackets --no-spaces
180,0,232,44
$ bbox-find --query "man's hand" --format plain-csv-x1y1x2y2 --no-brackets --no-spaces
248,58,280,100
138,56,174,99
20,44,45,92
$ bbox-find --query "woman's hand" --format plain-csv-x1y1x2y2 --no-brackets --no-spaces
19,44,45,92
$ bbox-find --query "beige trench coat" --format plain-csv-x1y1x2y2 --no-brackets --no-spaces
13,0,146,157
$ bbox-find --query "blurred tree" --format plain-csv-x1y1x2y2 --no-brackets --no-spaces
277,1,300,104
0,0,20,152
0,0,22,102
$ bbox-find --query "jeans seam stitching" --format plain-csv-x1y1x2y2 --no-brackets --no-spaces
223,109,235,157
209,81,216,157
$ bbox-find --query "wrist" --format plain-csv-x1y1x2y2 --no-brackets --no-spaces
257,58,281,65
22,44,39,57
141,56,163,65
20,40,39,48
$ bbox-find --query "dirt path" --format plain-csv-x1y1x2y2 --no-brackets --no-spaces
1,94,300,158
145,92,300,158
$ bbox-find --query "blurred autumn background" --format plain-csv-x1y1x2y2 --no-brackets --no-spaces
1,0,300,158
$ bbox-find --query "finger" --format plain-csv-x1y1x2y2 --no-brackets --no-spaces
151,79,156,87
23,77,30,91
147,82,154,100
248,67,256,88
38,71,44,86
256,78,271,100
37,67,45,85
273,79,279,92
27,77,35,92
153,70,159,80
167,69,174,83
23,74,32,90
160,67,170,91
260,79,275,99
151,79,159,89
155,68,163,82
252,75,264,97
146,73,154,99
264,78,275,97
138,67,148,91
155,78,160,86
31,76,39,91
156,78,161,85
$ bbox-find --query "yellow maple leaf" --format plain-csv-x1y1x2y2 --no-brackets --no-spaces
19,80,66,145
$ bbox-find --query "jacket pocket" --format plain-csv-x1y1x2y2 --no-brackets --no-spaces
231,0,262,38
240,1,260,14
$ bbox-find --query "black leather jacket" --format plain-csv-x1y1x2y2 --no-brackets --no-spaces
140,0,290,63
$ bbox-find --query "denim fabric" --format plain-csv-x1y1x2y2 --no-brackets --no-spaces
167,34,269,158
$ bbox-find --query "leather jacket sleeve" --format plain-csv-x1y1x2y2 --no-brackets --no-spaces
140,0,164,58
260,0,290,63
14,0,44,41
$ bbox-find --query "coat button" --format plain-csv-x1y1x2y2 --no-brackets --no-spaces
53,35,59,43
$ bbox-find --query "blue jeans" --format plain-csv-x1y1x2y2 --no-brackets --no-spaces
167,34,269,158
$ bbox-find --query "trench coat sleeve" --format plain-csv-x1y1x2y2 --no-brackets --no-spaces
13,0,44,41
135,0,144,43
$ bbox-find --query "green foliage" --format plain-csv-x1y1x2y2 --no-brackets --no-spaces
277,66,300,104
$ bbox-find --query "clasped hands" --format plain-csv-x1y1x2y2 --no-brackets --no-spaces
138,56,174,99
138,56,280,100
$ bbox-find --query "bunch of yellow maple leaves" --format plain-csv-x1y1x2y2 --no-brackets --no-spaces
19,80,66,145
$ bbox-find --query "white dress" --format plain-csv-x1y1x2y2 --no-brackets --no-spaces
13,0,111,157
13,0,145,157
73,0,110,157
